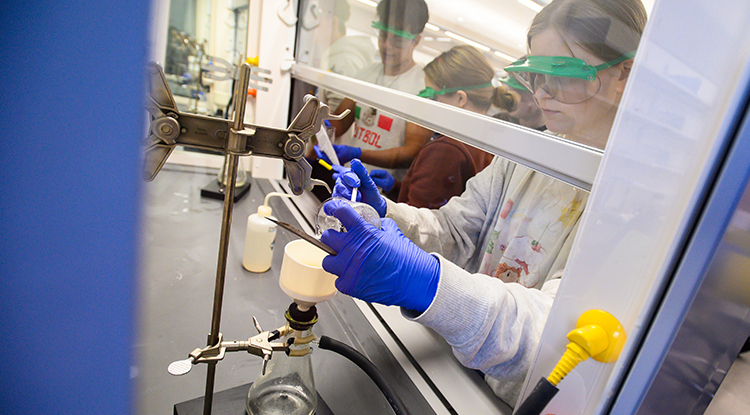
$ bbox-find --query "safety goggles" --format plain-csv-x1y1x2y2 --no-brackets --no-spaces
417,82,493,100
499,76,529,93
504,51,635,104
372,21,417,48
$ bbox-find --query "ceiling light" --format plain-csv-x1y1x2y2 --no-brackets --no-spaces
444,31,490,52
436,37,451,42
355,0,377,7
518,0,543,13
493,50,516,62
424,22,440,32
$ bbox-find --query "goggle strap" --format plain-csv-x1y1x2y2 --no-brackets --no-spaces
593,50,637,71
419,82,493,98
371,21,417,41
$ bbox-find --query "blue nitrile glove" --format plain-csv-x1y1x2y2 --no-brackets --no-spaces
370,169,395,193
313,146,349,179
332,144,362,165
330,164,348,181
334,170,361,199
313,144,333,165
321,200,440,313
332,159,387,217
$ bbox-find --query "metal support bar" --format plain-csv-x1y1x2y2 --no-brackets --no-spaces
202,64,251,415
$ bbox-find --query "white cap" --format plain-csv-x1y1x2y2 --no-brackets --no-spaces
257,205,273,217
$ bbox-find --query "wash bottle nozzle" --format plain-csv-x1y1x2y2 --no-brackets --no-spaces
257,192,293,217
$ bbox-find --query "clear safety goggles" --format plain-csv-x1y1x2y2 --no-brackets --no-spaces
504,51,635,104
417,82,493,100
372,21,417,48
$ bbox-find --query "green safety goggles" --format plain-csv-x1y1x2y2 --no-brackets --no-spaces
417,82,493,100
504,51,635,104
372,21,417,47
499,76,529,92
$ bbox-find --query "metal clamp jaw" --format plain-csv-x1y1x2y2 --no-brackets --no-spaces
167,317,313,377
144,62,347,194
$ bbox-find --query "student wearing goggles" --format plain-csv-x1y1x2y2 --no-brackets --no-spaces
318,0,432,187
505,21,638,149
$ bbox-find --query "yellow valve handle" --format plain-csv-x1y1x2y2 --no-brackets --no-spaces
547,310,626,386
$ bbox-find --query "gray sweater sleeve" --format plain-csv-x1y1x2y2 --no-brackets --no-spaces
384,156,563,405
384,157,513,271
404,257,560,406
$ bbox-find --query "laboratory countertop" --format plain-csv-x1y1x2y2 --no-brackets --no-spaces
135,163,510,415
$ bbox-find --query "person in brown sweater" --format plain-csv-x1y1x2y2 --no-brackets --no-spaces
370,45,519,208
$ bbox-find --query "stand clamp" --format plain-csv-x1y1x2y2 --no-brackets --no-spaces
144,62,347,194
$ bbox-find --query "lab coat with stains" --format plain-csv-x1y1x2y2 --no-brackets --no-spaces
387,156,587,405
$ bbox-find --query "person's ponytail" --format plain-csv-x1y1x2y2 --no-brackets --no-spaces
492,85,520,113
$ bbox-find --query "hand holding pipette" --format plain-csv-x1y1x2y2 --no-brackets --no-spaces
331,159,387,217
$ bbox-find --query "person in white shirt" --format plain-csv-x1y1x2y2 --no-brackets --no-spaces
325,0,432,182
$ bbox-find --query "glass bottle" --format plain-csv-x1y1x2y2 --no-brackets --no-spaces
217,154,247,188
246,319,317,415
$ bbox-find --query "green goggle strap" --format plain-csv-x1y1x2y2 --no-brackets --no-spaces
592,50,636,71
418,82,493,99
371,21,417,41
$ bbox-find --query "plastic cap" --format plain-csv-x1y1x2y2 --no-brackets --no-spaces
257,205,273,217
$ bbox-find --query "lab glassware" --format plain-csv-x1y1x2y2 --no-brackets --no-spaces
314,197,381,236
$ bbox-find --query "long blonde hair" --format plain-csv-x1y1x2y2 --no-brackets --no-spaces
424,45,518,112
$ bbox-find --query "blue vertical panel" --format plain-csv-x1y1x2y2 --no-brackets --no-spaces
0,1,147,414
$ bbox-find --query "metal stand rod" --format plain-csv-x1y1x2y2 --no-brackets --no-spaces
202,153,240,415
201,63,250,415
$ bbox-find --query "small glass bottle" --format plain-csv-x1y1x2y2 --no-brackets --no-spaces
246,304,317,415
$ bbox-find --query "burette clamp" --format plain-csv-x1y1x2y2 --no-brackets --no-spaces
167,317,291,377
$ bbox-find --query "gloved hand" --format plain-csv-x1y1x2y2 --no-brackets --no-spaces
332,159,387,217
312,146,353,180
330,164,348,181
332,144,362,165
370,169,395,193
314,144,362,165
321,200,440,313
